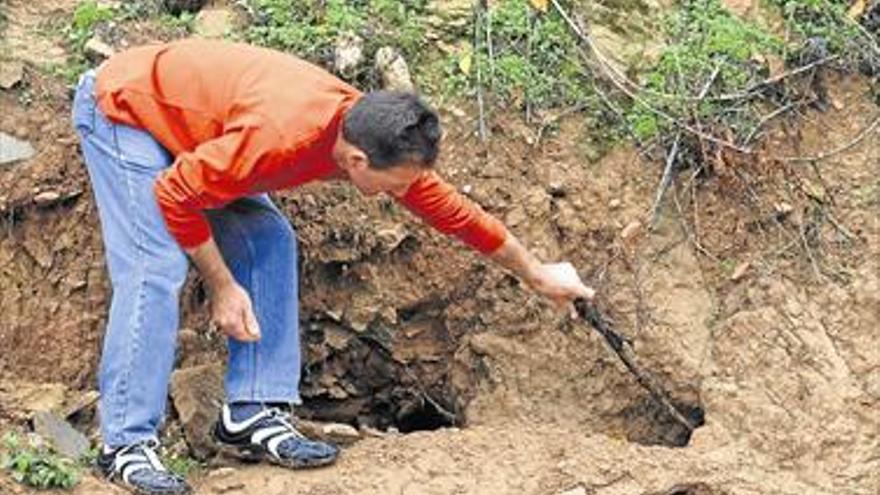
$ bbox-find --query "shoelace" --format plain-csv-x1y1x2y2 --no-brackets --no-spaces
112,438,178,484
264,408,306,440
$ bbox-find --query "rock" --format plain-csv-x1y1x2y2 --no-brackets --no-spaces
194,7,235,39
207,467,244,493
334,33,364,79
61,390,100,419
609,198,622,210
321,422,360,444
730,261,750,281
620,220,643,240
0,59,25,90
84,37,115,63
359,424,387,438
0,132,35,167
375,47,414,92
0,381,67,419
774,202,793,215
32,410,90,460
424,0,472,40
294,419,324,440
376,224,410,252
33,191,61,207
170,364,224,459
556,487,587,495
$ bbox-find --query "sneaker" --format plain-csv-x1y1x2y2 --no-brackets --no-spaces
213,404,339,468
96,439,191,495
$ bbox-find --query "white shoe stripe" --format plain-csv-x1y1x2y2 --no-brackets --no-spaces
222,404,274,434
252,425,290,445
121,461,150,485
266,432,297,459
115,453,148,471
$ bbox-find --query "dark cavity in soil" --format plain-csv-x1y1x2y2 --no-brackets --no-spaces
621,394,706,447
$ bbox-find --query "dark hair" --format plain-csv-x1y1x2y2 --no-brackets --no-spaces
342,91,442,169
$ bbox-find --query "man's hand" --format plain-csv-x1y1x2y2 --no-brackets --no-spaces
186,238,261,342
527,262,595,319
210,281,261,342
490,232,595,318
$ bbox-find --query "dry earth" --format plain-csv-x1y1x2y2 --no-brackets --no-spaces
0,1,878,494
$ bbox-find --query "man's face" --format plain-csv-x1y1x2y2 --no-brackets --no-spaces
346,162,424,197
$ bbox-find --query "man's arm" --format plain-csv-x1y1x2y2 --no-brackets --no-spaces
396,171,594,315
489,231,595,318
186,239,261,342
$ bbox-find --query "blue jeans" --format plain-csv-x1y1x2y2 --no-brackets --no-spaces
72,71,302,448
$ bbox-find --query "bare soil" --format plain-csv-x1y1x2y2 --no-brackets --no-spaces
0,2,877,494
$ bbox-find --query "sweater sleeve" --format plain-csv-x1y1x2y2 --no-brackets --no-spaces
153,126,279,249
395,170,507,255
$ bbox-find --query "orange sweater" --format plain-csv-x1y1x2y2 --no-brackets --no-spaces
94,39,506,254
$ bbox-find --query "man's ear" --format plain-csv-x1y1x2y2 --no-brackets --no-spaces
349,148,369,171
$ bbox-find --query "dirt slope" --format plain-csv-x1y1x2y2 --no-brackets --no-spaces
0,2,877,494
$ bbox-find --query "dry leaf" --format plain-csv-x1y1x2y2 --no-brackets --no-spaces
458,51,472,76
848,0,866,19
529,0,549,12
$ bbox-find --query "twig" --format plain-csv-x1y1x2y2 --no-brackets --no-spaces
742,100,805,145
474,1,487,142
798,217,823,279
484,0,495,86
672,185,719,261
549,0,754,154
826,211,856,242
550,0,838,104
779,114,880,163
574,300,697,434
649,133,681,229
533,101,590,147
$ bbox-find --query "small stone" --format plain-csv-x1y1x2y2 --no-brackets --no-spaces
609,198,622,210
334,33,364,79
194,7,235,39
208,467,244,494
375,47,414,92
775,202,793,214
730,261,750,281
359,425,387,438
0,132,35,167
376,225,410,252
449,106,466,118
0,60,25,90
170,364,224,460
321,423,360,444
620,220,642,240
33,191,61,207
32,410,90,460
84,37,115,62
461,184,473,194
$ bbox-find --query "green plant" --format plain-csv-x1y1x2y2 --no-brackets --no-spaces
243,0,429,85
766,0,859,54
2,432,80,489
158,11,197,34
162,453,200,478
46,0,118,83
458,0,591,111
626,0,784,141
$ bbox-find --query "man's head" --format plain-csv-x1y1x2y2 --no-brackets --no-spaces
334,91,441,196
